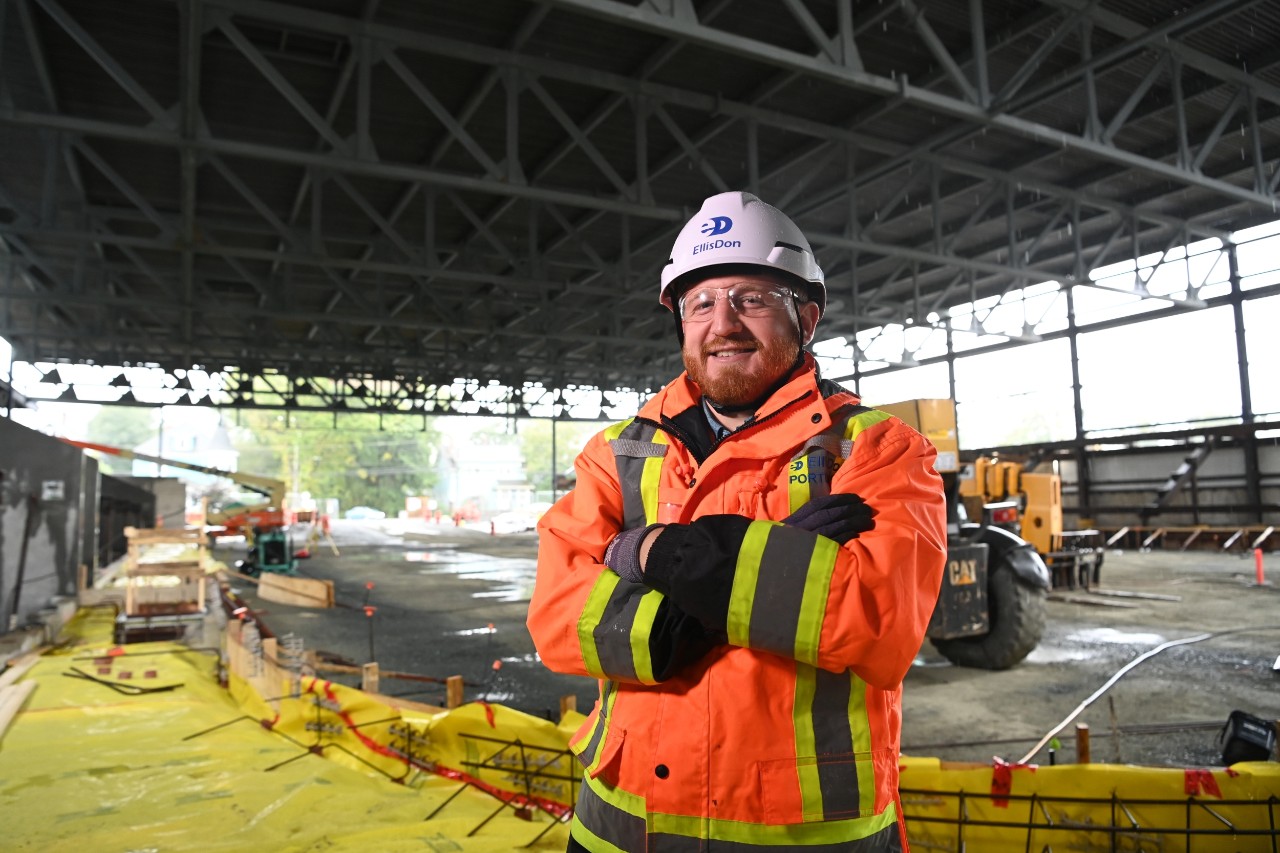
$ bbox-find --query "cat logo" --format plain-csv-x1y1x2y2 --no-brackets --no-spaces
948,557,978,586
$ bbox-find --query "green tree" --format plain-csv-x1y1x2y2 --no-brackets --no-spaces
84,405,156,474
517,418,605,493
228,409,441,516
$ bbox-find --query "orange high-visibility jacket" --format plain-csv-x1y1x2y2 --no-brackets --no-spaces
528,357,947,851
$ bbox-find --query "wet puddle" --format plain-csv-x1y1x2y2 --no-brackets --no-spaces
1063,627,1167,646
405,548,536,603
1027,627,1168,663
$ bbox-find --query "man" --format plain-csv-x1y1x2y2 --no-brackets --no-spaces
528,191,947,851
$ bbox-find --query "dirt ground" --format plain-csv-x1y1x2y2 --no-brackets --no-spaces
223,521,1280,771
907,548,1280,768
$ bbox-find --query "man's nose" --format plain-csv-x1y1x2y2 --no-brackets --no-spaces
708,295,743,334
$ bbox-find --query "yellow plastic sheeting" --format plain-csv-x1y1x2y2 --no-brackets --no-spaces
415,701,587,807
222,674,585,809
0,610,570,852
221,614,586,811
900,756,1280,851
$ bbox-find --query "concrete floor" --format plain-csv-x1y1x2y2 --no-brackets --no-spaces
221,519,1280,769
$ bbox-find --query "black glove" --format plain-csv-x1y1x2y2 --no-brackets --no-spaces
782,492,874,544
603,524,665,583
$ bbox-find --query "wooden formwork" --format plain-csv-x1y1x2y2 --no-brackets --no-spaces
122,526,210,617
223,615,466,713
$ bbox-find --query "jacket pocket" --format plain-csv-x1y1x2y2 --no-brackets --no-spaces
656,484,686,524
757,750,884,823
569,707,626,783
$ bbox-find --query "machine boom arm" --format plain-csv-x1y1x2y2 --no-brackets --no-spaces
63,439,285,507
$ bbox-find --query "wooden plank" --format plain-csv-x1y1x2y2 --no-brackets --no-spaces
1088,588,1182,602
126,525,203,536
362,662,380,694
125,563,206,575
258,573,335,609
361,690,447,716
313,661,454,685
0,680,38,744
1047,593,1139,608
1076,723,1091,764
125,526,206,542
0,653,41,690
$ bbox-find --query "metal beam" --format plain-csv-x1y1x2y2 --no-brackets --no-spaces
542,0,1279,210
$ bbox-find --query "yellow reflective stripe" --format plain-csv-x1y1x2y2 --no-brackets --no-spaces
582,773,899,846
793,535,839,665
579,686,618,778
792,665,824,820
583,769,647,817
726,521,774,647
578,571,622,679
844,409,892,441
787,455,811,513
603,418,634,442
570,815,627,853
652,798,898,845
630,590,663,685
848,676,877,815
638,430,668,525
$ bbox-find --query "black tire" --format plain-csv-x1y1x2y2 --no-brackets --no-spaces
930,561,1046,670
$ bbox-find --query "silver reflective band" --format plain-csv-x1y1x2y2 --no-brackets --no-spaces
679,285,795,322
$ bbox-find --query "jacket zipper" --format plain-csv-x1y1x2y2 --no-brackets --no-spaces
637,388,816,463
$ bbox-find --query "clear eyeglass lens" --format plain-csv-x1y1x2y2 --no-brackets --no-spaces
680,286,791,322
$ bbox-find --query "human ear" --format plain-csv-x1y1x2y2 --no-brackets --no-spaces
798,301,821,345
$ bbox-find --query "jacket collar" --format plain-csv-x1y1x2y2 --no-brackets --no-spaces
640,352,831,432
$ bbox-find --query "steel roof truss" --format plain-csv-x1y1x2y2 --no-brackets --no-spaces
548,0,1280,210
525,75,634,201
381,48,503,180
72,140,173,239
32,0,174,129
214,10,349,155
900,0,979,105
651,103,729,194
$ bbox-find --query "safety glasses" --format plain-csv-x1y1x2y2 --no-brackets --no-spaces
678,284,797,323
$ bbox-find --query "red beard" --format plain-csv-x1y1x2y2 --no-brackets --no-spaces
683,329,800,410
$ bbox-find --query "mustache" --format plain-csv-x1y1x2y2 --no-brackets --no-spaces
699,334,759,357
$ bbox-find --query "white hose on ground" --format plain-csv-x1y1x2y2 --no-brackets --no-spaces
1008,625,1280,763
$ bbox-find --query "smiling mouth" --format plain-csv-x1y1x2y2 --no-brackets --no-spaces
704,338,758,359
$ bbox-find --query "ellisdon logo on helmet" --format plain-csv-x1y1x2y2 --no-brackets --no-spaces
694,216,740,254
693,238,742,255
701,216,733,236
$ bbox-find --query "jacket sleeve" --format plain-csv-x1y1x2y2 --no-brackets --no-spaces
644,416,947,689
526,429,715,685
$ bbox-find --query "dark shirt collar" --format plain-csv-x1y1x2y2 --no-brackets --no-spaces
702,397,753,441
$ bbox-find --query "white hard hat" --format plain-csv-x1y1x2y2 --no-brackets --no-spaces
659,191,825,315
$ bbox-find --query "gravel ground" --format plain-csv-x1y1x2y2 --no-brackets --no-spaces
907,548,1280,767
221,521,1280,769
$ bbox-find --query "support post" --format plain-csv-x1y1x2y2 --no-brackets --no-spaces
361,662,379,694
446,674,464,709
